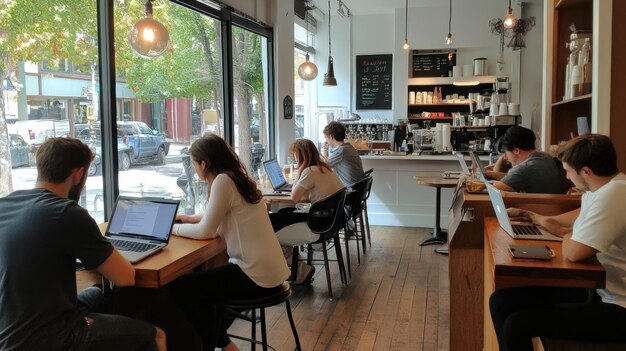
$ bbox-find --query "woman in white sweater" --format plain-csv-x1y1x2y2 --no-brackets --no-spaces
170,134,289,351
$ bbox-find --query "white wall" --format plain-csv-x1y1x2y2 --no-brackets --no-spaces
520,1,544,134
314,0,534,123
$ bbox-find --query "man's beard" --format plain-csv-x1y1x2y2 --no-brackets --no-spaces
69,169,88,202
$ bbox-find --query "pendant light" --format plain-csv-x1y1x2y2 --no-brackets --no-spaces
323,0,337,86
129,0,170,59
503,0,516,29
402,0,410,50
445,0,452,45
298,6,318,81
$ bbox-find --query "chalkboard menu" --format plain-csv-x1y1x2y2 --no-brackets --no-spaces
356,54,392,110
411,51,456,78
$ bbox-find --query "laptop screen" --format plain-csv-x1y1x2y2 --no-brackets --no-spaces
470,151,487,180
456,152,470,174
486,183,515,234
107,197,179,241
263,159,287,189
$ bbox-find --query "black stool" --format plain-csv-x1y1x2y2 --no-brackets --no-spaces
222,282,301,351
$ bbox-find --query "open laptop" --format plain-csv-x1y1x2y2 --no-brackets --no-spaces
486,183,562,241
262,159,292,193
105,196,180,263
469,151,487,181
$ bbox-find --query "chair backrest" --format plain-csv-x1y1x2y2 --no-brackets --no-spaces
307,188,347,237
363,168,374,177
345,176,373,219
553,157,572,194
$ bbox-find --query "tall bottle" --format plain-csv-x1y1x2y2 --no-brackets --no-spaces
580,38,592,95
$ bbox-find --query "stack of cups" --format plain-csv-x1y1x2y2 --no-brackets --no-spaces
498,102,508,116
508,102,520,116
441,124,451,151
489,102,498,116
452,66,462,78
409,91,416,104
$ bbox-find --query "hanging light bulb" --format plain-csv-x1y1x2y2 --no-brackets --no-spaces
129,0,170,59
298,6,318,81
402,0,410,50
503,0,516,29
323,0,337,86
445,0,452,45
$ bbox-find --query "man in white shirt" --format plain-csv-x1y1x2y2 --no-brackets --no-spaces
489,134,626,351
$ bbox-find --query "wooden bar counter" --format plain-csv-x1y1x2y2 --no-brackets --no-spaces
483,217,605,351
447,188,581,351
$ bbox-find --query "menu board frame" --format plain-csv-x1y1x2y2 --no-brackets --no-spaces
356,54,393,110
411,49,457,78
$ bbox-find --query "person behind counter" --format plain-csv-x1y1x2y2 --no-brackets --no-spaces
170,134,290,351
270,138,345,284
0,137,166,351
490,134,626,351
321,121,365,186
485,125,563,194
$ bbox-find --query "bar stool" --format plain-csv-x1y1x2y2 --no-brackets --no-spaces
222,282,301,351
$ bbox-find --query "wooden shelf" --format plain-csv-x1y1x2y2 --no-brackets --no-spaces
407,76,496,86
552,93,592,107
408,117,453,120
408,103,468,106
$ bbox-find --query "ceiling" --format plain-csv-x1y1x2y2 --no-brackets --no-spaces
310,0,536,16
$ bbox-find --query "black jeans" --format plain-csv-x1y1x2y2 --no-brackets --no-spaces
76,287,157,351
489,286,626,351
170,264,283,349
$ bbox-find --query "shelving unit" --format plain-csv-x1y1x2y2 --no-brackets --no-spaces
548,0,593,144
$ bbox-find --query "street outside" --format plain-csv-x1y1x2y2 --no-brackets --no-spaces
10,143,191,223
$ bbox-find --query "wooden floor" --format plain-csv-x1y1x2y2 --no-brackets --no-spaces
228,226,450,351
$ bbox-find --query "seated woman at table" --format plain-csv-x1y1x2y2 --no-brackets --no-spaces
269,138,344,283
170,134,290,351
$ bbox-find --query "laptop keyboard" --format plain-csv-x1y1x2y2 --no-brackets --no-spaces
512,224,542,236
110,239,158,253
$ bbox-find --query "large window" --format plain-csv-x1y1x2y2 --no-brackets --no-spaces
0,0,274,222
232,26,270,178
0,1,105,221
294,22,317,143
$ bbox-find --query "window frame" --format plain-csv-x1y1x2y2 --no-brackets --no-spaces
95,0,275,219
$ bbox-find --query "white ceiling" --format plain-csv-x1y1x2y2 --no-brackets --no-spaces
311,0,537,16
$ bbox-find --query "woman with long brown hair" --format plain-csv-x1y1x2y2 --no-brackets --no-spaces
270,138,344,284
171,134,289,351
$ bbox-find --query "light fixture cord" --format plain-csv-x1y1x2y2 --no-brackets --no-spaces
508,0,512,12
448,0,452,34
305,6,309,54
328,0,332,56
405,0,408,41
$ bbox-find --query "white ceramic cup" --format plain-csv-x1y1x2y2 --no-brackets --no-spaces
472,117,480,126
499,102,508,116
508,102,520,116
452,66,462,78
489,103,498,116
484,115,491,126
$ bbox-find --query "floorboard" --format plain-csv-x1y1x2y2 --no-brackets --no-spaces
229,226,450,351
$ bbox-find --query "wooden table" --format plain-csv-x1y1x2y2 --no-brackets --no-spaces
483,217,605,351
413,174,459,248
76,223,229,350
446,189,582,351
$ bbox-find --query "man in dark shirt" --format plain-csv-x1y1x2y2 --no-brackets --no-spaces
321,121,366,186
0,138,165,350
486,126,563,194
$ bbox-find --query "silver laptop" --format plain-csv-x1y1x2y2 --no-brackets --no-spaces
262,159,292,193
105,196,180,263
486,183,562,241
456,152,471,174
469,151,487,181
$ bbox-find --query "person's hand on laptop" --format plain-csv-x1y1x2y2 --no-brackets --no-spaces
175,213,202,224
507,208,571,238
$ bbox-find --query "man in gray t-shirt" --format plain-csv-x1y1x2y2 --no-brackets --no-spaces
487,126,564,194
322,121,365,186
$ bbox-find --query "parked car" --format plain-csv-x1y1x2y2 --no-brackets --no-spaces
117,121,169,165
77,126,132,176
9,134,32,168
